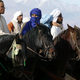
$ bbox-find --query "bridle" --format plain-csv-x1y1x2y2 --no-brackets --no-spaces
26,46,53,61
61,28,80,60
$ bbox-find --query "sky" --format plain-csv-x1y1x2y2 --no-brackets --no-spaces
2,0,80,29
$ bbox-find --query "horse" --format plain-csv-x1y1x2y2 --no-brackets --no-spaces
22,23,55,60
0,34,27,80
0,24,55,80
65,25,80,80
31,24,80,80
13,24,54,79
52,24,78,77
50,24,80,79
0,34,27,65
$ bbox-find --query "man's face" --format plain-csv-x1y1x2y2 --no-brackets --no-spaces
57,14,63,24
0,2,5,14
32,14,38,17
17,15,23,23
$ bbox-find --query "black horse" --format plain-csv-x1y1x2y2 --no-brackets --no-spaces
0,34,26,65
0,34,15,54
0,24,55,80
0,34,27,80
22,24,55,60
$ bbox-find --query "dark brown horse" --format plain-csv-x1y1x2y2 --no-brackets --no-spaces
52,24,80,77
65,25,80,80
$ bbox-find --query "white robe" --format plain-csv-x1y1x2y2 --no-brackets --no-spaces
11,11,23,34
51,25,64,40
0,15,9,35
11,20,23,34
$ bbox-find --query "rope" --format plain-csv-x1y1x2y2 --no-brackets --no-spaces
0,62,8,72
27,46,48,62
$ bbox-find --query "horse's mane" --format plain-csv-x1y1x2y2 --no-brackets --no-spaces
74,26,80,49
74,26,80,38
0,34,22,54
0,34,15,42
0,35,15,53
53,29,67,44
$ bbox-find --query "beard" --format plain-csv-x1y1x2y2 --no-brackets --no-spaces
57,20,62,24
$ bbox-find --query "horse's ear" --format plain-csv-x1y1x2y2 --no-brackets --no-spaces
67,24,70,27
67,24,73,30
67,24,72,28
74,25,78,29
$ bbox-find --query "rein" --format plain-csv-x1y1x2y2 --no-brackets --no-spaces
26,46,49,61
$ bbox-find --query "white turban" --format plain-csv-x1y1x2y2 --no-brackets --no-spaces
13,11,23,22
50,8,61,22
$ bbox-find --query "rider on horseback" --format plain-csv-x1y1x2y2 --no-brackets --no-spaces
41,8,64,40
20,8,42,36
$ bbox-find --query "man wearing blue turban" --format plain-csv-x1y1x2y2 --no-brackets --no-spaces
20,8,42,36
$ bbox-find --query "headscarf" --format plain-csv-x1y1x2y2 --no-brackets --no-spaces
50,8,61,22
13,11,23,22
41,14,53,28
21,8,42,36
41,8,61,28
30,8,42,27
30,8,42,19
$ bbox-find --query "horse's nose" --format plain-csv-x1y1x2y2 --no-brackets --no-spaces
49,48,55,54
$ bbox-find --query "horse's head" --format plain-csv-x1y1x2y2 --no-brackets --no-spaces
23,24,55,60
12,34,27,67
61,24,80,59
4,34,27,67
36,24,55,60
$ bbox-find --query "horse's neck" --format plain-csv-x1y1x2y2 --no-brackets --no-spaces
60,30,68,40
53,30,72,48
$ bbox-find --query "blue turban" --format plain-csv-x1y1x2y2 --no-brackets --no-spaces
21,8,42,36
30,8,42,19
30,8,42,27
